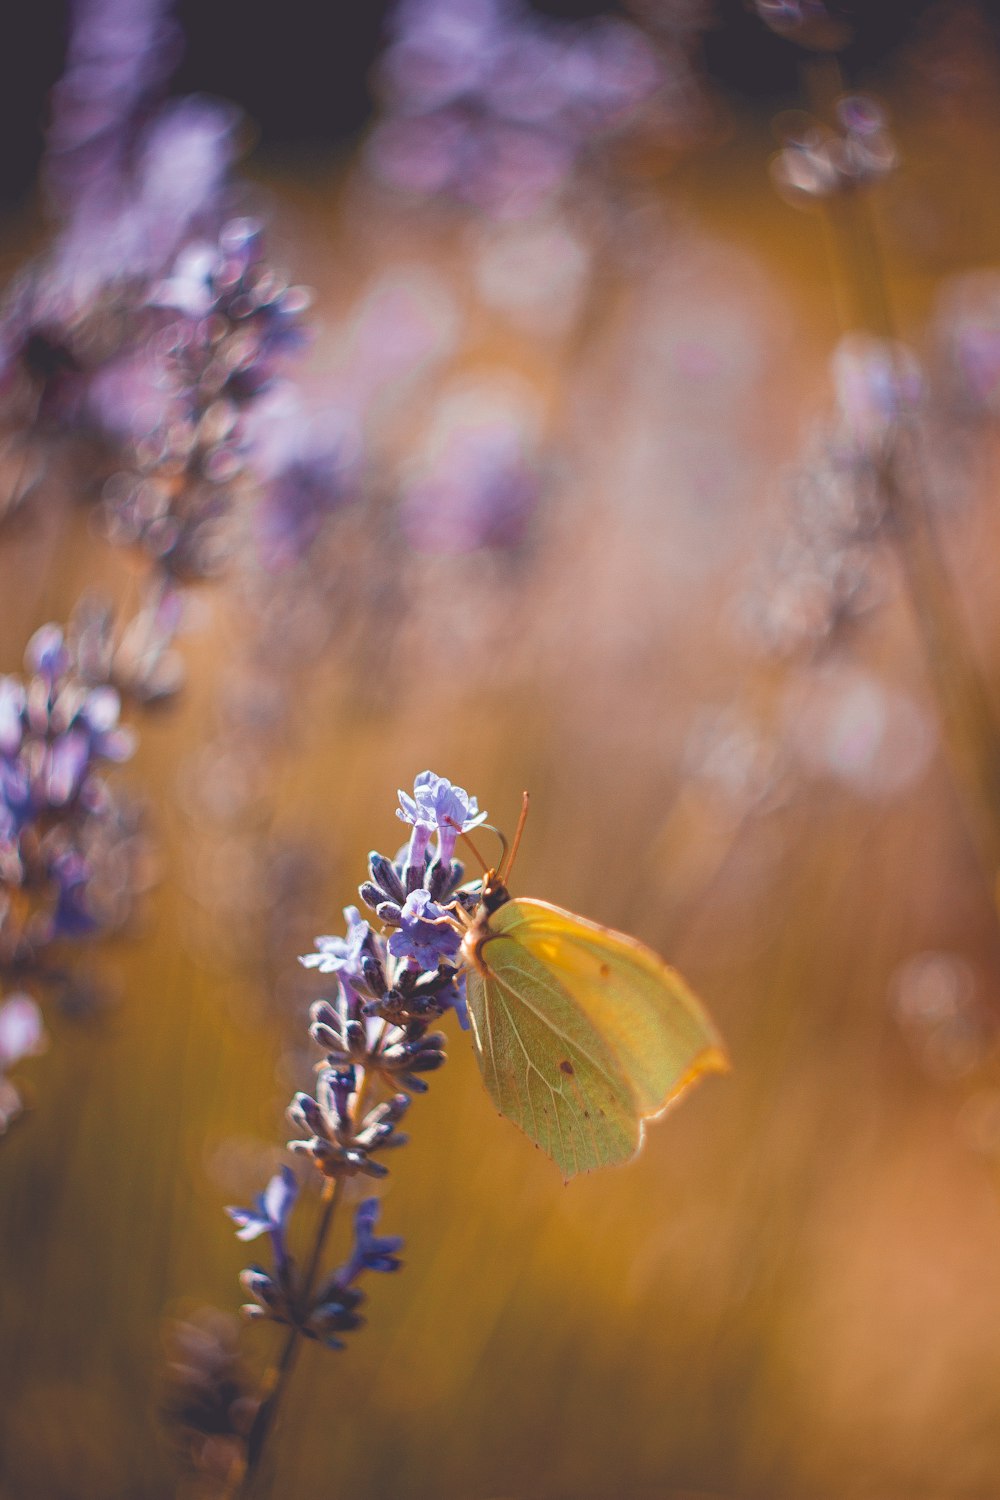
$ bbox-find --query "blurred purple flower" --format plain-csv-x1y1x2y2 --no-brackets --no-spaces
45,0,182,220
398,406,543,554
226,1165,298,1276
369,0,665,216
252,451,352,571
26,624,71,682
0,2,238,447
46,0,237,292
336,1198,404,1286
50,850,100,938
0,625,134,835
0,994,45,1070
832,335,923,456
47,95,237,312
96,217,311,580
0,992,45,1135
934,273,1000,419
0,619,140,971
150,218,310,404
247,396,358,570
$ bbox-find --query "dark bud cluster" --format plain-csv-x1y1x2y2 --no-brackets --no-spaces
161,1310,260,1484
288,1078,410,1180
309,998,446,1095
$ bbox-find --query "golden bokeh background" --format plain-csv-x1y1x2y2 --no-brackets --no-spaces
5,7,1000,1497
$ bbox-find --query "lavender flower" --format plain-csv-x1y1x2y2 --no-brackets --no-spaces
398,402,544,555
0,0,237,458
226,1166,299,1277
300,907,374,984
368,0,665,216
0,624,134,831
336,1198,404,1285
253,447,355,572
397,768,487,868
287,1079,410,1180
388,889,463,970
242,772,479,1208
98,217,311,580
45,0,182,221
0,622,138,973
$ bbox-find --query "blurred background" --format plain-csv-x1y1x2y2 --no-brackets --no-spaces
4,1,1000,1497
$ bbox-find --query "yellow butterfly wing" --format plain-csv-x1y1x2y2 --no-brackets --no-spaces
465,897,727,1180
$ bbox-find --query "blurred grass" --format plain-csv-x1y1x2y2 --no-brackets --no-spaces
5,83,1000,1500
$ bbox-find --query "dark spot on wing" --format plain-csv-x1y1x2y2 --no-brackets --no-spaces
599,962,610,978
559,1059,574,1076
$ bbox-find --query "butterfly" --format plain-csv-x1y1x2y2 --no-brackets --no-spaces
455,796,728,1180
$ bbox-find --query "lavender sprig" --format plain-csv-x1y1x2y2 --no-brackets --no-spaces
755,1,1000,906
217,771,483,1495
367,0,667,217
99,217,311,581
0,622,138,977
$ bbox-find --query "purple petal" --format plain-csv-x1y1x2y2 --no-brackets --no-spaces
0,995,45,1069
262,1165,298,1228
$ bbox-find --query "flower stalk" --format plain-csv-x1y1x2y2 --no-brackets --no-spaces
203,773,485,1497
767,4,1000,906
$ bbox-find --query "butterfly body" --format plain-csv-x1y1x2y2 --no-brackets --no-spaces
462,880,727,1180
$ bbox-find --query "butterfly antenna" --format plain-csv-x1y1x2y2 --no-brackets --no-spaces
500,792,530,884
448,816,512,878
448,819,491,877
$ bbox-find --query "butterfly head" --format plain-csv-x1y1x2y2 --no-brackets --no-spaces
478,873,510,916
459,872,511,975
455,792,528,973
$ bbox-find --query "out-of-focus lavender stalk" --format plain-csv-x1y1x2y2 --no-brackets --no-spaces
367,0,678,218
763,0,1000,901
0,0,237,478
0,0,310,1134
0,620,145,1128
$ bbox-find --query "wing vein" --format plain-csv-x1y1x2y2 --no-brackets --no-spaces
492,971,590,1176
486,954,623,1090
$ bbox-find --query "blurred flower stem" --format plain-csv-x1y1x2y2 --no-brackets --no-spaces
230,1176,346,1499
810,56,1000,905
